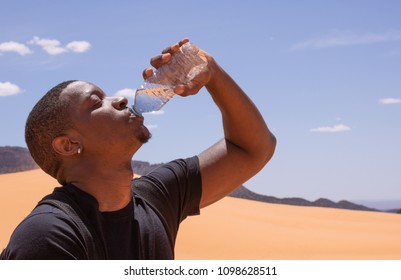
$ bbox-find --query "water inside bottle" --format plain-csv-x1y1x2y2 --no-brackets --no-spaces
131,83,174,115
131,42,208,116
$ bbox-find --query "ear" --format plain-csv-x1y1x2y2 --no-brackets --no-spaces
52,135,81,156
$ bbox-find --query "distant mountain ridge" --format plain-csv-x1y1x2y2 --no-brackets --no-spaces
112,155,385,213
131,160,163,175
0,146,38,173
1,146,398,213
229,185,379,212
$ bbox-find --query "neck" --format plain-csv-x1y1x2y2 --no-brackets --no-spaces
64,157,134,212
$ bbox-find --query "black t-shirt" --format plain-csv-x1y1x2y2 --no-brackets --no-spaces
1,157,202,260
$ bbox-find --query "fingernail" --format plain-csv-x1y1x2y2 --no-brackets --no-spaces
161,54,168,61
174,87,184,94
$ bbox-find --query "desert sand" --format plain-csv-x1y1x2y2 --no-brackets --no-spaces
1,169,401,259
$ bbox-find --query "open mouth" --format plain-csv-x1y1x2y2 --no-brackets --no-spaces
128,106,143,116
127,106,135,115
127,107,143,122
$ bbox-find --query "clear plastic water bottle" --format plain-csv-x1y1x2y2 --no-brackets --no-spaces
131,42,207,116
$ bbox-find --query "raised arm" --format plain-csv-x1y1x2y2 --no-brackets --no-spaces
145,39,276,208
197,56,276,208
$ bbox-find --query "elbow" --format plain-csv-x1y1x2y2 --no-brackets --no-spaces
268,133,277,160
258,131,277,170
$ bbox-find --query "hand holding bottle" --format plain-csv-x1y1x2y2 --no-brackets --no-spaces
131,38,212,116
145,38,212,95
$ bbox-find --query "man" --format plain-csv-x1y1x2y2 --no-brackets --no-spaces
1,38,276,259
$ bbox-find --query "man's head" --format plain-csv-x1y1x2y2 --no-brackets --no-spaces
25,80,150,183
25,80,77,179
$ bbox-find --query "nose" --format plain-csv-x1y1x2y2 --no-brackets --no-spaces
112,96,128,110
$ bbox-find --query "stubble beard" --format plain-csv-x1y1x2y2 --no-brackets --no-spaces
137,126,152,144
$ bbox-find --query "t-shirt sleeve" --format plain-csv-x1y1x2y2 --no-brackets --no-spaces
133,156,202,239
1,205,88,260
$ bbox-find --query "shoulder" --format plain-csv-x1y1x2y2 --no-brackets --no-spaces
2,204,87,259
134,156,201,200
139,156,201,187
133,156,202,224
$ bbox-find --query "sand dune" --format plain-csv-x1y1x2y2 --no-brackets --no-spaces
1,169,401,259
0,169,57,250
176,197,401,259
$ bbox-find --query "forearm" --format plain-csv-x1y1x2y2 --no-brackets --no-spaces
198,58,276,207
205,58,276,165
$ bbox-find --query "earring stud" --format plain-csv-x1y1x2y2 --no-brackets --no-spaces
77,147,81,155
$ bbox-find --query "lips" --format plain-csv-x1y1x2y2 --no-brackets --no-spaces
127,107,144,123
127,106,134,114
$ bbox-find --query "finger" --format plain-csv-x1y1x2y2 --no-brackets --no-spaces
173,69,210,96
173,79,203,97
161,38,190,54
161,42,180,54
150,53,171,69
142,68,153,79
178,38,190,47
173,85,185,95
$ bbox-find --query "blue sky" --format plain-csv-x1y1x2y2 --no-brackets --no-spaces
1,0,400,203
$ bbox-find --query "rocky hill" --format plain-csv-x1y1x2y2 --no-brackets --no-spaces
131,160,163,175
0,146,38,173
0,146,396,213
127,160,381,212
229,186,379,212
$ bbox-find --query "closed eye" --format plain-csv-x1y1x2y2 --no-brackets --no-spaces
89,94,103,108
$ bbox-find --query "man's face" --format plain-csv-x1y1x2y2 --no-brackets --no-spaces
60,81,150,157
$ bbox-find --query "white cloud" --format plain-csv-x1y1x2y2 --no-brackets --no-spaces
28,36,66,55
66,41,91,53
28,36,91,55
0,82,22,97
291,30,401,51
379,98,401,104
0,41,33,56
145,110,165,115
115,88,136,98
310,124,351,133
0,37,90,56
145,124,158,130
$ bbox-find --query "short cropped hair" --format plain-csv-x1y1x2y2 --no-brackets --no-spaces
25,80,77,179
